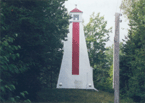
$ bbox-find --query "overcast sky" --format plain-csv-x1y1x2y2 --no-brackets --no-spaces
64,0,129,47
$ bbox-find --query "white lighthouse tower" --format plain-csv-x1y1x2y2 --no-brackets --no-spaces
57,6,97,90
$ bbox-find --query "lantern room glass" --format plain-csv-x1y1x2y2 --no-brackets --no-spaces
73,15,79,20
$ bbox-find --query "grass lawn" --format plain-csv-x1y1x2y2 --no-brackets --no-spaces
36,88,133,103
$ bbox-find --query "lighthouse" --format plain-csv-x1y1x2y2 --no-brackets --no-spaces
57,6,97,90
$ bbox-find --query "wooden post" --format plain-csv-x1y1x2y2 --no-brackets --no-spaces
113,13,121,103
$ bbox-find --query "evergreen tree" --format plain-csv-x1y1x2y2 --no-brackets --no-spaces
0,1,30,102
1,0,69,101
120,0,145,102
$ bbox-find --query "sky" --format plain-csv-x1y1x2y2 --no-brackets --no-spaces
64,0,129,47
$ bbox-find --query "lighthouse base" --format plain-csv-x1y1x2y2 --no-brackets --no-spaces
56,88,98,92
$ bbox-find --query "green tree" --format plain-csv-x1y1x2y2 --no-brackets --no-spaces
105,44,113,67
0,19,30,103
1,0,69,101
120,0,145,102
105,45,113,89
0,1,31,102
84,13,112,91
105,42,124,89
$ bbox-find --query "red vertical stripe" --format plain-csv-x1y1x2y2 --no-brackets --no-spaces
72,22,79,75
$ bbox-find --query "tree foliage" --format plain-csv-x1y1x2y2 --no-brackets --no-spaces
0,19,31,103
84,13,112,91
105,42,124,89
1,0,69,102
105,44,113,67
120,0,145,102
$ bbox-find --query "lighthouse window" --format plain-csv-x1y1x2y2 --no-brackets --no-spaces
73,15,79,20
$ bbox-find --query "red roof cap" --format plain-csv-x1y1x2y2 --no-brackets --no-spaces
70,8,83,13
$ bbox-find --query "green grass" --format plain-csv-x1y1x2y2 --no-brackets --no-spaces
36,88,133,103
